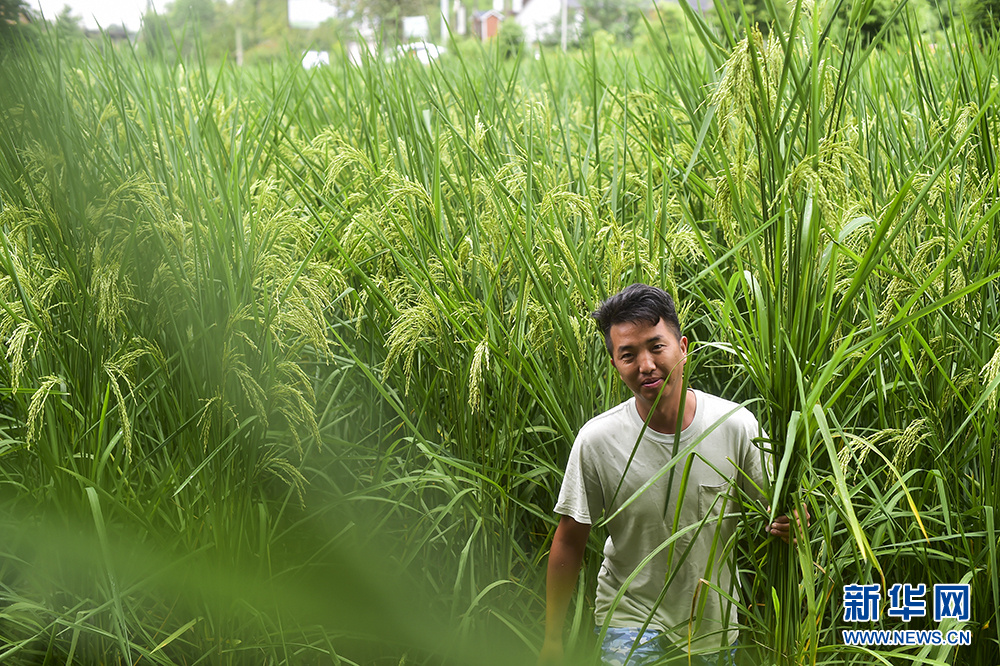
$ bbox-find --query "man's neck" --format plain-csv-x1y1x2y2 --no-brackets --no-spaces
637,388,696,434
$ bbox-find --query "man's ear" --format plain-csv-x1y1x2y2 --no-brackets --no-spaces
680,336,689,356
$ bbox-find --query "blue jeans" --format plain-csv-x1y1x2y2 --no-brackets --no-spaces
597,627,737,666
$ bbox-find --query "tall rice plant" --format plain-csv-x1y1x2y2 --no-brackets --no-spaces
0,36,339,663
656,1,1000,663
3,9,1000,664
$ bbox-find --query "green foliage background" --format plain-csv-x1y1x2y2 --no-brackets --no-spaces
2,3,1000,664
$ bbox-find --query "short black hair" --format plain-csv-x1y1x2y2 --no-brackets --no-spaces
592,283,681,355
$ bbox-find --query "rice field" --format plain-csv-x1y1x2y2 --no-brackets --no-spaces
2,3,1000,664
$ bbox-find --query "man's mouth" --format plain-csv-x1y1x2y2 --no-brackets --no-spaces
641,377,664,388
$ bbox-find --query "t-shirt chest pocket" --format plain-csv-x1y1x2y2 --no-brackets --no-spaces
697,482,734,521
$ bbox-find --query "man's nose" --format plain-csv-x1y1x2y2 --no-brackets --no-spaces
638,351,655,373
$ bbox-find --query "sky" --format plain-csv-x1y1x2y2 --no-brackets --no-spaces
32,0,338,32
32,0,160,31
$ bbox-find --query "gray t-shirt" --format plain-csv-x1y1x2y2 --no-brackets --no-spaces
554,389,769,651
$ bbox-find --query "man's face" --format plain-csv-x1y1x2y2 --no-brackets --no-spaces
608,318,688,410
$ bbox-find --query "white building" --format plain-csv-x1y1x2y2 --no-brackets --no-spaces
513,0,581,44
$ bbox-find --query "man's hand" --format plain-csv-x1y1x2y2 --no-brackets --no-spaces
537,636,564,665
767,504,811,544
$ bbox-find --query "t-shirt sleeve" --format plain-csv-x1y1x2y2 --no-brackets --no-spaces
553,433,603,526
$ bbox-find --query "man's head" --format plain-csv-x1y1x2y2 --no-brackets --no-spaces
592,284,681,356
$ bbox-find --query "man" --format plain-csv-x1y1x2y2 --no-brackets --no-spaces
539,284,799,666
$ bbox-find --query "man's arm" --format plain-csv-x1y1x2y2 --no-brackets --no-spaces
538,514,591,665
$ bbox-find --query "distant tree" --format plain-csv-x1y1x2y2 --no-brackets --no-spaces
1,0,29,43
923,0,955,27
0,0,24,24
54,5,85,39
139,0,435,62
140,0,218,58
141,10,174,58
173,0,218,26
832,0,933,45
308,16,354,50
142,0,239,61
361,0,426,42
634,2,695,51
711,0,789,36
848,0,904,42
497,17,523,57
247,0,291,43
579,0,646,42
962,0,1000,33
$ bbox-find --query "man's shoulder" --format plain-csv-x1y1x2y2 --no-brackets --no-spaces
695,390,762,433
575,399,635,443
